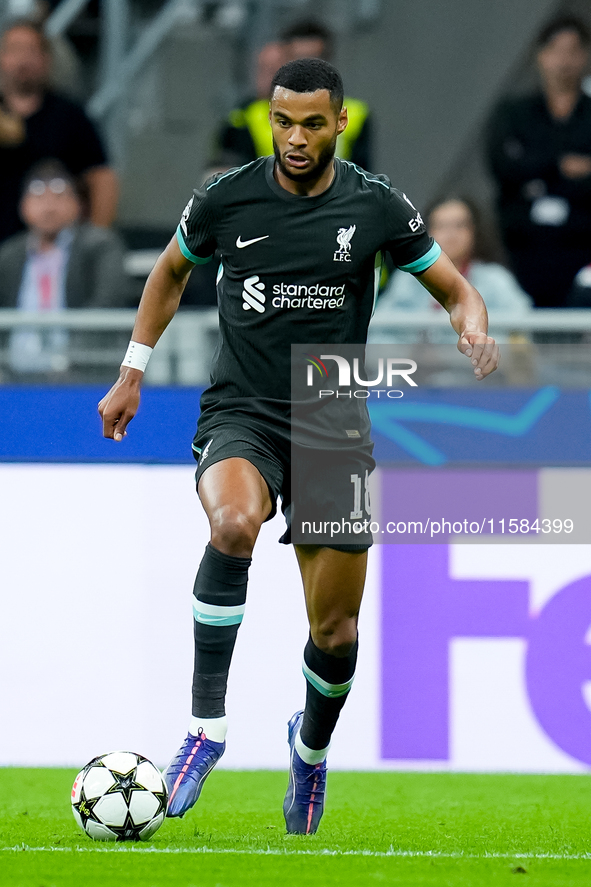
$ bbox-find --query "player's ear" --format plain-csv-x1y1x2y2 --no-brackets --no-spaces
337,106,348,135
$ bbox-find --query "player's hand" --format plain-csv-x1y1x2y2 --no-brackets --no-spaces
98,368,143,441
457,332,499,380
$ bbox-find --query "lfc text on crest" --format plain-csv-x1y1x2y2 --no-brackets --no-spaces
334,224,357,262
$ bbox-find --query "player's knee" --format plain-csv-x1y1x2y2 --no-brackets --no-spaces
311,617,358,657
209,505,262,557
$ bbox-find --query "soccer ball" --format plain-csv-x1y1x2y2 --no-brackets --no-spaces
71,751,168,841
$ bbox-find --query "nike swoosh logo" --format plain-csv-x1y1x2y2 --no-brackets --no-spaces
236,235,270,248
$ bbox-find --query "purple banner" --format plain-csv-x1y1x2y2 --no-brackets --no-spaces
381,543,591,765
380,469,538,542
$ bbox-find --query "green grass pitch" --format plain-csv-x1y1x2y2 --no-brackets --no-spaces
2,769,591,886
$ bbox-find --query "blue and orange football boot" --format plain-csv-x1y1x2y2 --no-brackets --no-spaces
283,710,327,835
163,729,225,817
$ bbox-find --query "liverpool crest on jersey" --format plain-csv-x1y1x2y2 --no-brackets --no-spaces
334,225,356,262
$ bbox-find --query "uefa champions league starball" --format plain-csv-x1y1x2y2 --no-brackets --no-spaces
71,751,167,841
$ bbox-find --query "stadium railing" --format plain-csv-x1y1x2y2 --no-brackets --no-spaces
0,308,219,385
0,309,590,385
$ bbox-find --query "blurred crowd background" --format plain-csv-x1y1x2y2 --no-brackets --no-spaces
1,0,591,384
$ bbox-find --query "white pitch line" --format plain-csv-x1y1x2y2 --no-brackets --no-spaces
2,845,591,860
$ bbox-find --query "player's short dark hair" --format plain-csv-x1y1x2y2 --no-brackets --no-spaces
0,17,51,54
279,18,333,60
271,58,344,110
536,14,591,48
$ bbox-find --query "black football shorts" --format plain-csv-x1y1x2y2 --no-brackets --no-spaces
192,419,374,552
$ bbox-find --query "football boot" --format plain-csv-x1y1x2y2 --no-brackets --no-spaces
163,729,225,818
283,710,327,835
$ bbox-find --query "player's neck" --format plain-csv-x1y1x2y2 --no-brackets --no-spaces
273,160,336,197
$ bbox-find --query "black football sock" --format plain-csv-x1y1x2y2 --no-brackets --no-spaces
299,633,358,758
191,543,251,724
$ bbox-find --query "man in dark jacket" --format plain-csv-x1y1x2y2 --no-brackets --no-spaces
0,160,127,374
0,18,118,244
487,15,591,307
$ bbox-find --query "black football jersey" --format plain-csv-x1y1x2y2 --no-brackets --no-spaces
177,156,440,433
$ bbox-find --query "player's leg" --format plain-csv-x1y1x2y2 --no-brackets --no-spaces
283,545,367,834
191,456,272,728
199,455,273,555
165,456,273,817
298,544,366,749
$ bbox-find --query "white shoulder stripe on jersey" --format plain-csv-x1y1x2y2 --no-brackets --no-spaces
206,161,257,190
341,160,390,190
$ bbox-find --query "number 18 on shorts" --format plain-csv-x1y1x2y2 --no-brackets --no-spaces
290,445,375,550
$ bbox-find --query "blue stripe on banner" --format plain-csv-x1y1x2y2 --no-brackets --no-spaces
398,241,441,274
0,386,203,464
2,387,590,466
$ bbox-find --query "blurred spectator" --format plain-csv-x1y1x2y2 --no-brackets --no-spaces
217,19,372,170
370,197,531,344
487,15,591,307
255,40,288,102
216,42,287,163
0,160,127,374
0,18,118,245
32,1,85,99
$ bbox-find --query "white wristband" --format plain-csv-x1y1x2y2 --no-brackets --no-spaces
122,341,153,372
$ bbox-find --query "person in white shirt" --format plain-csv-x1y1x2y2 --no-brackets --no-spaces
370,196,532,345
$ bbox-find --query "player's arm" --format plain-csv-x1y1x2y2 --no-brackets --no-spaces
415,251,499,380
98,236,195,440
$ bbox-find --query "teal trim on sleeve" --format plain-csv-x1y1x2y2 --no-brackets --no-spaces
398,241,441,274
176,225,213,265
